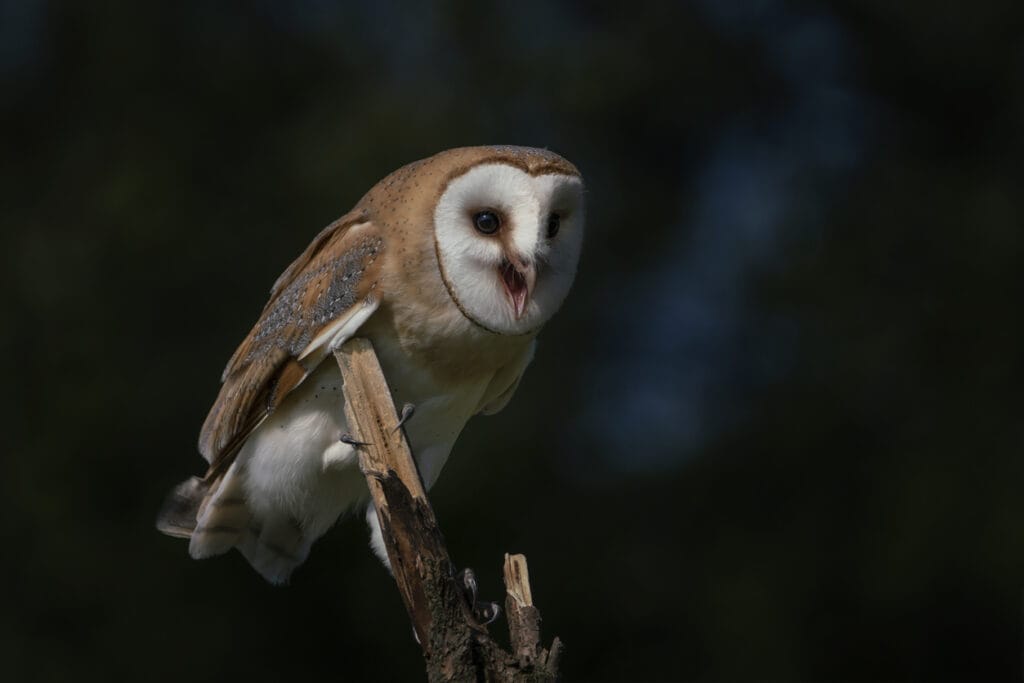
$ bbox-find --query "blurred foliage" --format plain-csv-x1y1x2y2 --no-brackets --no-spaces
2,1,1023,680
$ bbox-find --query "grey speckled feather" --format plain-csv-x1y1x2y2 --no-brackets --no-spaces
244,237,383,364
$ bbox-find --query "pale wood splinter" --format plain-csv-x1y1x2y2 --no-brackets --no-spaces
334,337,562,682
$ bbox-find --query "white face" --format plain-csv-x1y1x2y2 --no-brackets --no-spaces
433,163,585,335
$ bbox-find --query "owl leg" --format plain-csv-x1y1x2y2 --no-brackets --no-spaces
366,503,391,571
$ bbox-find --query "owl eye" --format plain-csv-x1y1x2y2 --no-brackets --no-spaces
473,211,500,235
546,213,560,239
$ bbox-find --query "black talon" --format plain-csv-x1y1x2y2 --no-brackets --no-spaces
339,433,371,447
393,402,416,433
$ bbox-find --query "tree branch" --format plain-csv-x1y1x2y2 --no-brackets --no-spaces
334,338,562,681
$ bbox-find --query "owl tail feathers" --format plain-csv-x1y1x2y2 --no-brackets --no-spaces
155,476,207,538
155,471,248,560
155,468,310,586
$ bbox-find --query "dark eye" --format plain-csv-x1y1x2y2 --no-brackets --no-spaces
473,211,500,235
546,213,560,239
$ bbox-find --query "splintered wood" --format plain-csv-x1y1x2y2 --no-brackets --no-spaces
333,338,426,500
505,553,563,673
334,338,562,682
333,339,436,647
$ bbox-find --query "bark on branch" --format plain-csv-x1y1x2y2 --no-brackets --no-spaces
334,338,563,682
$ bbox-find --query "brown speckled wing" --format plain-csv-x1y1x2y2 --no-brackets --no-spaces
198,212,384,476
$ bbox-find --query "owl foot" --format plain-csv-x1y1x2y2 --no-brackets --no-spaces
474,600,502,625
457,567,502,626
392,402,416,433
339,433,371,447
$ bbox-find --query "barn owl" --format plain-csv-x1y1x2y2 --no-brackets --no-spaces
156,145,585,584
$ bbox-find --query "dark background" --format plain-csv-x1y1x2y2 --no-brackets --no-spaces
3,1,1023,680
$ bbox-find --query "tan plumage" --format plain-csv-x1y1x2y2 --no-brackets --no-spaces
157,146,585,583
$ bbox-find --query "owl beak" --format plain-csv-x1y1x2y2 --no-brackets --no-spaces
499,256,535,320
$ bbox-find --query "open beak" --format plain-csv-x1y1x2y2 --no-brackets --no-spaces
499,255,535,320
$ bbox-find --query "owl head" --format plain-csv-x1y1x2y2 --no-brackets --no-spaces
429,146,585,336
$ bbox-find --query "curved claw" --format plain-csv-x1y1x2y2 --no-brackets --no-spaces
339,433,371,447
393,402,416,433
474,601,501,625
457,567,478,604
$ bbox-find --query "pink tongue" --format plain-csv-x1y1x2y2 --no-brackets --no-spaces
501,262,528,317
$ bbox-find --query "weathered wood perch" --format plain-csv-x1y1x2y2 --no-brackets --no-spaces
334,338,563,682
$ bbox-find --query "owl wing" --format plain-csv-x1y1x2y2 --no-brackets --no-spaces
198,213,385,478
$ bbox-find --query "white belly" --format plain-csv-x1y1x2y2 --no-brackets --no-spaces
238,349,490,554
